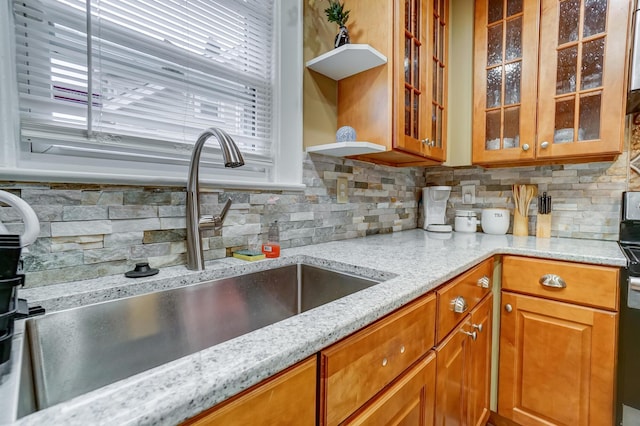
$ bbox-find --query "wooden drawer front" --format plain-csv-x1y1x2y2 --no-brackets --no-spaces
184,357,317,425
343,351,437,426
436,258,494,343
502,256,619,311
320,292,436,426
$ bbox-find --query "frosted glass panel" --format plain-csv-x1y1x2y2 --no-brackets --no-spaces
405,0,410,30
504,107,520,148
556,46,578,94
433,60,438,99
584,0,607,37
414,0,420,37
487,66,503,108
439,21,445,61
488,0,503,24
507,0,523,16
486,110,501,150
505,62,521,105
405,37,411,83
438,64,444,103
505,18,522,61
558,0,580,44
488,23,504,66
432,105,437,144
437,107,443,147
579,93,601,140
581,38,604,90
554,98,576,143
413,92,419,138
414,42,420,88
405,89,411,136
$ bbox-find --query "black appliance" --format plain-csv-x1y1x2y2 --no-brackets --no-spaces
617,191,640,425
0,236,24,365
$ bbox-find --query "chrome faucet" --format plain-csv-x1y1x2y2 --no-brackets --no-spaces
186,128,244,270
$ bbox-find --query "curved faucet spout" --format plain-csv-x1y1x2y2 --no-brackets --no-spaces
186,128,245,271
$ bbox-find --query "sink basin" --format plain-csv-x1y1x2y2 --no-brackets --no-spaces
18,263,382,415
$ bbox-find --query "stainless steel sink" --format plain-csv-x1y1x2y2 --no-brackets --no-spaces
18,263,382,415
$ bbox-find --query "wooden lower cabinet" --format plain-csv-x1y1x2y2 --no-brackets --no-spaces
182,357,316,426
344,351,437,425
498,291,618,426
435,293,493,426
469,294,492,426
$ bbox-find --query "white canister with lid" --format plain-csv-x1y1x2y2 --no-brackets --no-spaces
481,208,510,235
454,210,479,233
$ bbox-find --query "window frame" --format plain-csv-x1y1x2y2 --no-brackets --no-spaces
0,0,304,191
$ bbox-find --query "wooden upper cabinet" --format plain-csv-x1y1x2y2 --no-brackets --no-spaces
473,0,630,166
339,0,448,166
536,0,629,160
473,0,539,164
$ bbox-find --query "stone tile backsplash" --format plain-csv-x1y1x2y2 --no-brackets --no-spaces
0,154,424,287
0,146,630,287
424,153,628,241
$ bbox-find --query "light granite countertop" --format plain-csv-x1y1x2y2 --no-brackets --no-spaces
2,230,626,425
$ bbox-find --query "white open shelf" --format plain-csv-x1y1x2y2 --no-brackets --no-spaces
306,141,386,157
305,44,387,80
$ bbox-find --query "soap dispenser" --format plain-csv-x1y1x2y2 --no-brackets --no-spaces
261,221,280,258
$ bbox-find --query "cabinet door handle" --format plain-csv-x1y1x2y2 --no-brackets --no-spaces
450,296,468,314
472,323,483,333
477,275,490,288
522,143,530,151
540,141,549,149
462,330,477,341
539,274,567,289
504,303,513,313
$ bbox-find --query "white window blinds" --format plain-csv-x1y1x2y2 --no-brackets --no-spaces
12,0,275,180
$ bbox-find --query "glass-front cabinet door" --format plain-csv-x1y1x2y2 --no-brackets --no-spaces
536,0,628,160
473,0,538,164
395,0,447,162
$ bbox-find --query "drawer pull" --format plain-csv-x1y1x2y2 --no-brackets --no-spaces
400,345,405,354
477,275,490,288
472,323,483,333
504,303,513,313
450,296,468,314
462,330,477,341
478,275,491,288
381,358,388,367
539,274,567,289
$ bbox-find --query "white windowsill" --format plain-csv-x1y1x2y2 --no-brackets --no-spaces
0,168,307,191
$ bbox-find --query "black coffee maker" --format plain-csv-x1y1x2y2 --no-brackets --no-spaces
0,235,24,364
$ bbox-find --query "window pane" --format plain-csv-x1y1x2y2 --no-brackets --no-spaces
405,89,411,136
438,64,444,104
414,41,420,88
579,93,602,140
581,37,604,90
556,46,578,95
505,18,522,61
488,0,504,24
559,0,580,44
507,0,523,16
504,61,521,105
584,0,607,37
405,36,411,83
432,104,438,144
437,107,443,147
487,66,503,108
413,92,419,139
554,97,576,143
504,107,520,148
487,23,504,66
405,0,411,30
486,110,502,150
